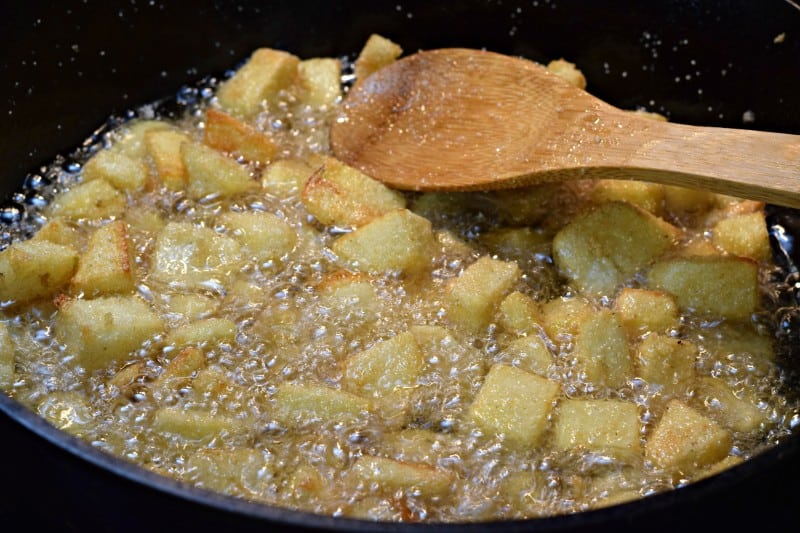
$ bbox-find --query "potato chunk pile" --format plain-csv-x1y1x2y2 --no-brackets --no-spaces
0,35,795,524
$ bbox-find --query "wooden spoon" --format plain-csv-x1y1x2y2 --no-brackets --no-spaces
330,48,800,208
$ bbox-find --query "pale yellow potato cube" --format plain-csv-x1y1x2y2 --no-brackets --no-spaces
162,293,218,322
0,240,77,304
261,158,315,198
712,211,770,261
149,222,242,290
435,229,474,257
186,447,274,495
553,202,679,295
467,364,560,449
648,256,759,320
547,58,587,89
346,455,455,499
216,48,300,118
688,322,775,367
498,291,542,335
381,428,455,466
301,156,405,228
479,227,550,260
71,220,135,297
354,34,403,81
317,271,382,322
112,119,172,159
573,309,632,389
343,331,424,396
496,335,553,376
540,296,595,341
553,399,642,458
635,334,697,397
32,218,83,249
331,209,435,274
144,129,191,190
48,179,126,219
592,180,664,215
692,376,765,433
444,257,521,333
0,322,15,389
191,366,236,399
152,407,246,442
124,206,166,235
613,288,679,337
203,108,277,164
82,149,147,191
295,57,342,107
164,318,237,350
216,211,297,262
55,295,163,372
160,345,206,383
36,391,95,437
182,141,258,200
272,382,373,427
645,399,732,477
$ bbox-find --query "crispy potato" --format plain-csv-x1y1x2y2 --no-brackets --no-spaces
203,108,277,164
82,149,148,191
553,399,642,458
572,309,632,389
71,220,136,297
216,211,297,262
144,129,191,190
261,158,316,198
343,331,424,396
498,291,542,335
692,376,765,433
182,141,258,199
295,58,342,106
635,334,697,397
354,34,403,81
47,178,126,219
547,58,587,89
0,240,78,304
346,455,455,499
272,382,373,427
216,48,300,118
711,211,770,261
613,288,679,338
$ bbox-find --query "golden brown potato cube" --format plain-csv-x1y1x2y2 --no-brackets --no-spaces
152,407,246,442
467,364,560,449
712,211,770,261
613,288,679,337
216,211,297,262
343,331,424,396
573,309,632,389
354,34,403,81
497,335,553,376
498,291,542,335
164,318,237,350
261,158,315,198
540,296,595,341
547,58,587,89
0,240,77,304
216,48,300,118
71,220,135,297
186,447,273,495
31,218,83,249
0,322,15,389
301,156,406,227
592,180,664,215
347,455,455,500
48,178,126,219
182,141,258,200
645,399,732,477
295,57,342,107
331,209,435,275
635,334,697,397
553,399,642,458
55,295,163,372
648,256,759,320
82,149,147,191
203,108,277,164
692,376,765,433
272,382,373,427
444,257,521,333
553,202,679,295
149,221,242,290
144,129,191,190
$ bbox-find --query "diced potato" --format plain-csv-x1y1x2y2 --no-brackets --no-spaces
0,322,16,389
553,399,642,458
331,209,435,274
553,202,679,295
301,156,405,227
182,141,258,200
688,322,775,366
112,119,172,159
0,240,78,304
295,58,342,106
191,366,236,399
164,318,237,350
152,406,246,442
573,309,632,389
547,58,586,89
592,180,663,215
381,428,455,466
159,345,206,383
162,293,218,322
479,184,565,226
498,291,542,335
144,129,191,190
436,229,475,257
36,391,95,437
662,185,717,215
47,179,126,219
635,334,697,397
540,296,595,341
354,34,403,81
496,335,553,376
317,271,382,321
55,295,163,372
216,48,300,118
648,256,759,320
124,206,166,235
261,158,315,198
343,331,424,396
346,455,455,499
692,376,765,433
479,227,550,261
203,108,277,164
216,211,296,263
467,364,560,449
186,447,274,495
107,360,148,396
71,220,135,297
444,257,521,333
272,382,373,427
149,221,242,290
613,288,679,337
644,399,732,477
31,218,83,249
711,211,770,261
82,149,147,191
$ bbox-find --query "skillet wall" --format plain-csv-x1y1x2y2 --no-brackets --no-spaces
0,1,799,532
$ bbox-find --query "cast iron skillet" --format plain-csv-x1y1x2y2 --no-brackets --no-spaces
1,1,799,532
